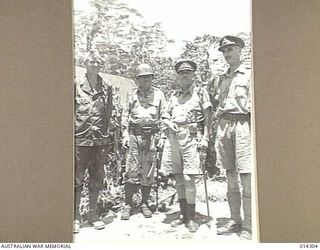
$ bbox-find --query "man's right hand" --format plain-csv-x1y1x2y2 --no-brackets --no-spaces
158,168,169,177
122,136,129,148
156,138,166,149
168,122,179,133
163,119,179,133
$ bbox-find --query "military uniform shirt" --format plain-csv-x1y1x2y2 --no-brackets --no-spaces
163,86,212,124
122,85,166,132
75,74,112,146
215,64,251,115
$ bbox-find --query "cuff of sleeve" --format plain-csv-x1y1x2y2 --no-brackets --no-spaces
123,130,129,138
160,134,167,139
202,101,212,110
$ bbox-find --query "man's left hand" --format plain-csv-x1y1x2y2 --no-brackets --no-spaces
156,138,166,150
198,138,208,151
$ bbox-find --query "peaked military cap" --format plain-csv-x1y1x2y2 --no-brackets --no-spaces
174,60,197,73
218,35,245,51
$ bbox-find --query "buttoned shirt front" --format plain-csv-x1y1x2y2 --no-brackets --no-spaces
164,86,212,125
122,85,166,133
215,63,251,115
75,74,112,146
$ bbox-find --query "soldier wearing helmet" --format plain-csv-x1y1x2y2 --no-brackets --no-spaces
121,63,166,220
160,59,212,232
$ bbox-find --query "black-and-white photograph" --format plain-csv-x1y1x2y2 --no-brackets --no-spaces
73,0,256,242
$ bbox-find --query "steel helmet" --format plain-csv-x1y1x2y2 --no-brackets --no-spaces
135,63,154,77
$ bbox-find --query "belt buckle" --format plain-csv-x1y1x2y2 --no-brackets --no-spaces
141,126,152,134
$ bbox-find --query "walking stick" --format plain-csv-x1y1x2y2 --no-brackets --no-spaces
194,110,211,224
200,149,210,219
155,146,163,211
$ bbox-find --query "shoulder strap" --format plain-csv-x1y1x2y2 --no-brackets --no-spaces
195,87,205,111
214,75,223,92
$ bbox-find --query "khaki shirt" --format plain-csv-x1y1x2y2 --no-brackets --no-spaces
163,86,212,124
122,85,166,134
215,63,251,115
75,74,112,146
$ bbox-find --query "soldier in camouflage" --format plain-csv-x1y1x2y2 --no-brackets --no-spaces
74,50,113,233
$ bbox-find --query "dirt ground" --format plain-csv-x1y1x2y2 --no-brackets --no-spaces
74,179,254,243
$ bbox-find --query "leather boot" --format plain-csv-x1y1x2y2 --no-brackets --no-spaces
217,220,242,235
121,183,138,220
170,199,187,227
140,203,152,218
217,192,242,235
121,204,132,220
87,208,105,230
240,228,252,240
186,203,199,233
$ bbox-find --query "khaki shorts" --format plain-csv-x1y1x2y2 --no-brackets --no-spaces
215,118,252,173
161,127,202,175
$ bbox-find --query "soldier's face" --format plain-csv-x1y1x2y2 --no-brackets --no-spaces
178,70,194,89
136,74,153,88
85,57,102,74
221,45,241,65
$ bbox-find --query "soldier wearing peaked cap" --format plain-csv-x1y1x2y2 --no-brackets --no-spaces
218,35,245,51
213,35,253,240
161,59,212,232
174,60,197,73
121,63,167,220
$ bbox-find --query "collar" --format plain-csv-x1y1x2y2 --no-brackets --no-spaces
80,74,103,94
225,63,246,77
136,85,154,97
175,85,194,96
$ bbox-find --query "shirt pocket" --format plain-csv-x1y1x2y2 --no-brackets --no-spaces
233,79,250,110
188,94,202,115
233,74,250,98
75,97,91,115
92,97,105,115
234,82,249,99
147,103,158,118
170,98,186,117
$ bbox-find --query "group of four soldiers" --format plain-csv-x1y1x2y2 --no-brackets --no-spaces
74,35,253,240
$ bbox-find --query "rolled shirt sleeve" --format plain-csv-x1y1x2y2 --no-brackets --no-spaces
201,88,212,111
